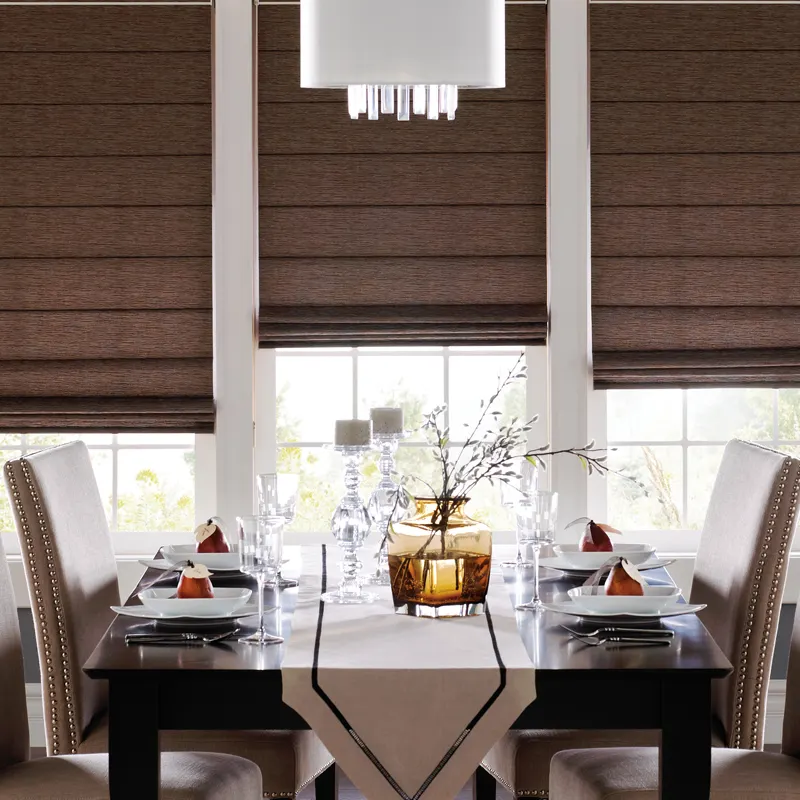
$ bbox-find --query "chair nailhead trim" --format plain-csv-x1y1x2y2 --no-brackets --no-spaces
731,450,800,750
4,459,78,755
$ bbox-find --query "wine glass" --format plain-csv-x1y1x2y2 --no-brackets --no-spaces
256,473,300,588
237,515,284,646
515,490,558,612
500,461,540,568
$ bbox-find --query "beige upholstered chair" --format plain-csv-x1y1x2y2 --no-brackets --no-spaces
0,522,263,799
3,442,333,799
549,592,800,800
482,439,800,797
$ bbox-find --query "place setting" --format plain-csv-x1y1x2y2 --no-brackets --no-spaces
118,474,300,645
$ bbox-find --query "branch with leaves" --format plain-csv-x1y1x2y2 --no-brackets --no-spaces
407,353,643,532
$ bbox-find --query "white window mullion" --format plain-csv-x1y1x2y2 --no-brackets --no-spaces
255,349,278,476
194,433,218,526
212,0,258,521
525,345,550,490
547,0,591,532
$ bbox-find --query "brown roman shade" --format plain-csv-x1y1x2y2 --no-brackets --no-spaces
591,4,800,388
0,4,212,431
257,2,546,347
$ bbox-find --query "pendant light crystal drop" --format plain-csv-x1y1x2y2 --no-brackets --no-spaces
301,0,505,121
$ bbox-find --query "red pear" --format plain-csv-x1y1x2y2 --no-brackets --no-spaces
177,562,214,599
579,520,614,552
605,558,644,597
195,518,230,554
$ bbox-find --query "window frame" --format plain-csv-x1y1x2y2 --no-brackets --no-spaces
1,433,212,558
257,344,548,543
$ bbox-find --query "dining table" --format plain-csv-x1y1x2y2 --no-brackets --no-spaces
84,546,732,800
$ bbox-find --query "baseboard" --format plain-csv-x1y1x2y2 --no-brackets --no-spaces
26,683,45,749
764,679,786,746
22,679,790,750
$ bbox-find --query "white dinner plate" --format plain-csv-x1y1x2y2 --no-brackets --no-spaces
540,600,707,620
139,557,290,573
138,587,252,617
162,544,241,572
567,585,681,614
552,543,656,569
538,556,674,575
111,603,264,622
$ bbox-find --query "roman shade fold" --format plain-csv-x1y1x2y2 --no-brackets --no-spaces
0,5,212,431
591,4,800,389
257,2,546,347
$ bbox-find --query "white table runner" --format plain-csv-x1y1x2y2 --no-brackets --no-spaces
282,545,536,800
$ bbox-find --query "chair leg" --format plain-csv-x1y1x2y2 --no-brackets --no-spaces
315,764,338,800
474,767,497,800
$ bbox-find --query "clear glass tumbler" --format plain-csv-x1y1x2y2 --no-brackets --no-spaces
256,473,300,588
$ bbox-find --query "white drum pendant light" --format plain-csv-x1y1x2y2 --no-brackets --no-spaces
300,0,505,121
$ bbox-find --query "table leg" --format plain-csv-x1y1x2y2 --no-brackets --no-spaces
660,679,712,800
109,678,160,800
315,764,338,800
474,766,497,800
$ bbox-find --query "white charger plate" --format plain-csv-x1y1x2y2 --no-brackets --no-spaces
111,603,264,622
539,556,674,575
540,600,707,620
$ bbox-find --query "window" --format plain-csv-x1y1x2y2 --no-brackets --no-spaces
0,434,196,535
275,346,535,533
607,388,800,531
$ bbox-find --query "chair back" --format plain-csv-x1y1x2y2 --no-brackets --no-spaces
783,599,800,759
3,442,119,755
0,536,30,768
691,439,800,750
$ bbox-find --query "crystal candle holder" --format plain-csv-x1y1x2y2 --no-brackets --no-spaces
367,432,411,585
323,444,376,604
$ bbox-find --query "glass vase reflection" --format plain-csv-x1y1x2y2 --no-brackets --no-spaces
323,445,376,604
388,497,491,618
366,434,411,585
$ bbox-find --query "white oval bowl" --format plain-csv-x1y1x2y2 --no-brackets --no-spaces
553,543,656,569
162,543,240,571
138,587,252,617
567,585,680,614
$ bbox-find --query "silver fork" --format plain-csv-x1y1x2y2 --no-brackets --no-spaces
561,624,674,639
125,631,235,646
565,630,671,647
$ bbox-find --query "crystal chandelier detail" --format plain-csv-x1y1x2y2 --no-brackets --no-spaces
347,84,458,121
301,0,504,123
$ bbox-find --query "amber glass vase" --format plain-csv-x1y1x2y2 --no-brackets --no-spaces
387,497,492,618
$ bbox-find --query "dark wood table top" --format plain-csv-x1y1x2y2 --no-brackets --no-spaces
84,547,732,681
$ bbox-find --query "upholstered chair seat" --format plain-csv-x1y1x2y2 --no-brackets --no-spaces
550,747,800,800
483,440,800,797
549,584,800,800
3,442,333,798
0,752,263,800
0,522,263,799
78,721,328,797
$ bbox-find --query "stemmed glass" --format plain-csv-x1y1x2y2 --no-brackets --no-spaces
500,461,540,568
256,473,299,589
237,515,285,646
514,490,558,612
